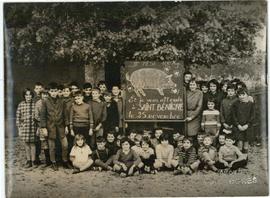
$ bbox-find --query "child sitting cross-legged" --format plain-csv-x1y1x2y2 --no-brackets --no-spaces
172,137,200,175
154,134,174,171
215,134,248,172
105,132,119,157
138,136,157,174
198,135,218,172
92,137,113,171
113,137,141,177
70,134,93,174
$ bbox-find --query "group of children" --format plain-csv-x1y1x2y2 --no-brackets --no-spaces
16,75,257,176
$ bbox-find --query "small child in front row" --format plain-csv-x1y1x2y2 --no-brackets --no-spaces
171,131,183,148
92,137,113,171
70,134,93,174
106,132,119,157
198,135,218,172
172,137,200,175
154,134,174,171
138,137,156,174
151,128,163,149
131,134,143,155
216,133,226,152
215,134,248,171
196,131,206,152
201,98,221,144
113,137,141,177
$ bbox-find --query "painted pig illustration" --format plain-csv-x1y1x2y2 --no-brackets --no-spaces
126,68,176,97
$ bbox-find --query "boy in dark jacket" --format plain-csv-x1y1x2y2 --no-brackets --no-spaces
103,91,119,138
220,83,238,135
40,82,69,171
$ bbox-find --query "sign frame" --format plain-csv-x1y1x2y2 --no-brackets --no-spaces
123,61,187,135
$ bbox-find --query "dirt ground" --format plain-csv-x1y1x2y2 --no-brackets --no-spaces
5,137,269,198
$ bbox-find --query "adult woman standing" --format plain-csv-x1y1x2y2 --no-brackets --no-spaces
186,78,203,139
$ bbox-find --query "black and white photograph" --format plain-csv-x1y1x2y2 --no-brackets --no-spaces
3,1,268,197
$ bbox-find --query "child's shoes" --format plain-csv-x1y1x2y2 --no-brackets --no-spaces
24,161,32,169
144,166,151,173
72,168,80,174
151,170,158,174
173,169,182,175
51,162,58,171
133,167,140,176
120,172,127,177
32,161,39,169
98,167,102,171
63,161,73,169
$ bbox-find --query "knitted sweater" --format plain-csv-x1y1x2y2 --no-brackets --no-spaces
70,102,94,128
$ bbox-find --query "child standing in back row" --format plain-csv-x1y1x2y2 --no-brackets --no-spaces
103,91,119,137
16,88,37,168
40,82,69,171
201,98,221,143
220,84,238,135
70,91,94,146
34,90,51,168
112,85,123,135
89,88,107,149
232,88,255,153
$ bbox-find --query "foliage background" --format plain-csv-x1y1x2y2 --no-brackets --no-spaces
4,2,266,70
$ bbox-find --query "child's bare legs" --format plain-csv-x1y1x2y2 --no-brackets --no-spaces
202,153,217,172
113,164,127,177
113,164,122,172
113,163,138,177
94,159,113,170
24,143,31,162
24,142,36,168
73,159,93,172
243,141,249,153
48,139,56,163
237,140,243,151
154,159,163,170
190,160,200,171
60,136,68,162
171,160,179,168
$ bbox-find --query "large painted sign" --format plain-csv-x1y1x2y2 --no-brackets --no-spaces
125,61,185,121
